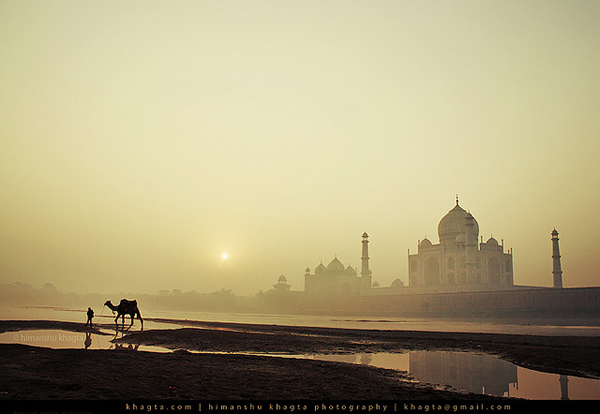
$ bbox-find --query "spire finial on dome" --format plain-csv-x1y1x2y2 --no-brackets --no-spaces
456,194,459,206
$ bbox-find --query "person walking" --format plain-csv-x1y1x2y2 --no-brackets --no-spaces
85,307,94,327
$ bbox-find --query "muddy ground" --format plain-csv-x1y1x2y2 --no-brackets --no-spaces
1,319,599,400
131,318,600,379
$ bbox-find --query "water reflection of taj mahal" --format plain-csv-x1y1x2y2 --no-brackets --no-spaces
410,351,517,397
313,351,578,399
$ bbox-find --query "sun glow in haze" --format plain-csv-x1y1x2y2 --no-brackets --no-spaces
0,1,599,295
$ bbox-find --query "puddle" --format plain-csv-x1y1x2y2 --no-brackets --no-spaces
0,329,172,353
303,350,600,400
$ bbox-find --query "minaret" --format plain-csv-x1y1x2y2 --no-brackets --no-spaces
361,232,372,292
465,212,478,283
552,228,563,288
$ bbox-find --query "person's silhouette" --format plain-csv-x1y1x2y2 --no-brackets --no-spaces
85,307,94,327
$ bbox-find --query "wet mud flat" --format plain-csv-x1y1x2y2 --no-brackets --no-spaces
1,319,600,400
127,318,600,379
0,343,474,400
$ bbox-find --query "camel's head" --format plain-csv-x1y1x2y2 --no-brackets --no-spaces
104,300,116,314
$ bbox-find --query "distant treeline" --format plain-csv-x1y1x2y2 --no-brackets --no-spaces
0,282,294,314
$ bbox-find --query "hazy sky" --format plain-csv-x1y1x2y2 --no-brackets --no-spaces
1,1,599,295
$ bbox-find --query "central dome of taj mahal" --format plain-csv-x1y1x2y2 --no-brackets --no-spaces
437,200,479,243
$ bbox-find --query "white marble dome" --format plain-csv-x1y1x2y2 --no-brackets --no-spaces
438,202,479,243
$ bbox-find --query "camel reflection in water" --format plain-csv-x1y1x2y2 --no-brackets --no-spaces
109,328,140,351
111,343,140,351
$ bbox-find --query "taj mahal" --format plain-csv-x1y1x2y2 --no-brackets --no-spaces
409,198,514,289
267,198,599,317
304,197,516,296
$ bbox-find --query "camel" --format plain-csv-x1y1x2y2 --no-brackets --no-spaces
104,299,144,331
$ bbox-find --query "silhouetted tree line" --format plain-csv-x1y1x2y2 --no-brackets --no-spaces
0,282,298,314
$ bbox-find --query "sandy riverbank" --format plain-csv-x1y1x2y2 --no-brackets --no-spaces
1,319,600,400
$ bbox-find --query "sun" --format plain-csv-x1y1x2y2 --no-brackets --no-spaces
220,252,229,260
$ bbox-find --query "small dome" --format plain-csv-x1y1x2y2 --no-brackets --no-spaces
391,278,405,288
419,238,432,247
278,275,287,282
327,257,345,272
486,236,498,246
438,202,479,243
345,265,356,274
315,263,326,273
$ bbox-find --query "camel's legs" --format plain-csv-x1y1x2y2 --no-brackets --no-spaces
138,311,144,331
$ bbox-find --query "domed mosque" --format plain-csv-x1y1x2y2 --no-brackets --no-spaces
408,197,514,290
304,256,362,296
